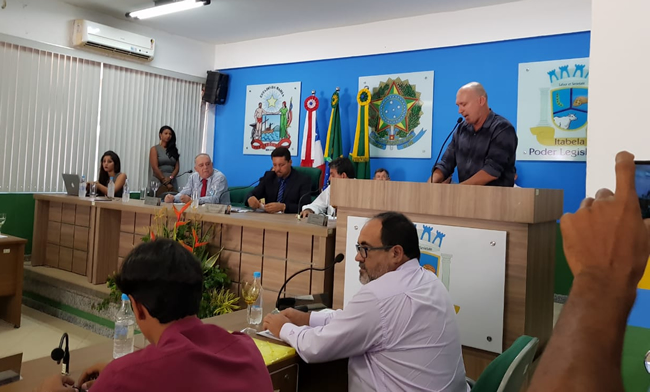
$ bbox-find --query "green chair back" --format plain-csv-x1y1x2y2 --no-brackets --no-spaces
228,186,254,207
471,335,539,392
292,166,322,192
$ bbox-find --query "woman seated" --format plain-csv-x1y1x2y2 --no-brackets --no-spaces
150,125,180,197
93,151,127,198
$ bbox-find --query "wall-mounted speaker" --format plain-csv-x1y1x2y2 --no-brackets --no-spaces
203,71,229,105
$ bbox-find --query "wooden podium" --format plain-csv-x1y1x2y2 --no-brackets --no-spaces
330,179,563,379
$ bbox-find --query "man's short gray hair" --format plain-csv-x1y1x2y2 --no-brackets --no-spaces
194,153,211,164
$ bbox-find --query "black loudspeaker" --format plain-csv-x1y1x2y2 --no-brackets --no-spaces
203,71,229,105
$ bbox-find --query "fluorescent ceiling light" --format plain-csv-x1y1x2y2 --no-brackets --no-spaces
126,0,211,20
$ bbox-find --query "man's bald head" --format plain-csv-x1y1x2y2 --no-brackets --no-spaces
458,82,488,101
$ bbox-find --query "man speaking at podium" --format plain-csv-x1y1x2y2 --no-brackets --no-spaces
430,82,518,187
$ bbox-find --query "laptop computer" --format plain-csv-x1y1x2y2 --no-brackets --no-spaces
62,173,81,196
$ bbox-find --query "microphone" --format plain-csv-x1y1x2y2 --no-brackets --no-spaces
275,253,344,311
297,189,321,213
51,332,70,375
211,178,260,205
163,170,191,187
430,117,463,183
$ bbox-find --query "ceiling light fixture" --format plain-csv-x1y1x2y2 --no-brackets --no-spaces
126,0,211,20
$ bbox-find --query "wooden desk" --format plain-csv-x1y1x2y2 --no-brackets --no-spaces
32,195,97,278
31,195,337,307
0,306,347,392
0,236,27,327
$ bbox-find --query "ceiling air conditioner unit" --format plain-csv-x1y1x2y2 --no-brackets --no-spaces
72,19,155,61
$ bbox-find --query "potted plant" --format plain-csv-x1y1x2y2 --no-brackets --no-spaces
96,202,239,318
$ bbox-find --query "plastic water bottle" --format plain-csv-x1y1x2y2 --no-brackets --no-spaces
122,179,130,203
107,177,115,198
113,293,135,359
79,176,86,198
250,271,263,325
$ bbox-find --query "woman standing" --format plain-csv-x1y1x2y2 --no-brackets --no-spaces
150,125,180,196
95,151,127,197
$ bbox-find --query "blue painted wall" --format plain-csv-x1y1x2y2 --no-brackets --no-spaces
214,31,590,214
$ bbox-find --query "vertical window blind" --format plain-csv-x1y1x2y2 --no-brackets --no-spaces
0,41,203,193
0,42,101,193
98,64,202,191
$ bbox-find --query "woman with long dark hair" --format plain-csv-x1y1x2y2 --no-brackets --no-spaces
94,151,127,197
150,125,180,195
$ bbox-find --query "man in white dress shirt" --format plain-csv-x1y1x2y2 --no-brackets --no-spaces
264,212,468,392
300,157,355,218
164,154,230,205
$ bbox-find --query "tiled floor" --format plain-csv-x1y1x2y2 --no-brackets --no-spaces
0,306,109,362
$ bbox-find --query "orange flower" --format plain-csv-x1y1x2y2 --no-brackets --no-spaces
150,230,155,240
173,201,191,221
192,227,208,248
178,240,193,253
175,220,189,229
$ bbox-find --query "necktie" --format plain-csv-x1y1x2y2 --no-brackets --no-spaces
200,179,208,197
277,178,286,203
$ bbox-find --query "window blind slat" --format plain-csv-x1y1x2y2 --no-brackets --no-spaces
0,41,202,194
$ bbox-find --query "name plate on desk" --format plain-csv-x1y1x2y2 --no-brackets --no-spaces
144,196,161,206
205,204,231,214
307,214,328,226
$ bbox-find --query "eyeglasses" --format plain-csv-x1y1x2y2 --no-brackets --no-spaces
355,243,393,258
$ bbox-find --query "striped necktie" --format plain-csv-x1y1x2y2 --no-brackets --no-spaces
277,178,286,203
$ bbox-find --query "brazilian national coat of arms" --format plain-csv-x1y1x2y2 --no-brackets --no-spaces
368,78,426,151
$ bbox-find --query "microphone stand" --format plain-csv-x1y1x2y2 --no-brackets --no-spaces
275,253,344,311
430,117,463,183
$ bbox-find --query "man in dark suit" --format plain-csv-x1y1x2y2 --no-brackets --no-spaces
246,147,311,214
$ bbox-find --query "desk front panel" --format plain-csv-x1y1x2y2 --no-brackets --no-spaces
112,202,336,307
32,195,97,280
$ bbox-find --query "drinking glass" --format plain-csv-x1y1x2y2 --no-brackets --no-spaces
0,213,6,235
191,188,200,209
150,180,160,197
89,183,97,198
139,187,146,200
241,281,260,334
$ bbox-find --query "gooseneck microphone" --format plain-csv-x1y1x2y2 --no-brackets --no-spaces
176,170,192,178
51,332,70,375
212,178,260,205
275,253,345,311
430,117,463,183
297,189,322,213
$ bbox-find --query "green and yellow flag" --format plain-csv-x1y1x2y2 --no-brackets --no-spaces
324,89,343,163
350,88,371,179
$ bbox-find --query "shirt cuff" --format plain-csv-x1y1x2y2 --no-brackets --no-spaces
279,323,304,343
481,163,502,179
309,311,331,327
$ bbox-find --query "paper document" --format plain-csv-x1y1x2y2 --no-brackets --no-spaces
257,329,283,342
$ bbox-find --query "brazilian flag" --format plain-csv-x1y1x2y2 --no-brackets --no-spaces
350,88,371,180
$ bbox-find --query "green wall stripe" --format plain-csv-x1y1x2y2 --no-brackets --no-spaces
0,193,35,254
623,326,650,391
23,290,115,330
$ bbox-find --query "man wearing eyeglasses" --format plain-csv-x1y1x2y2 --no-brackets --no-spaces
263,212,468,392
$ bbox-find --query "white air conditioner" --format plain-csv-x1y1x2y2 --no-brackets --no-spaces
72,19,155,61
